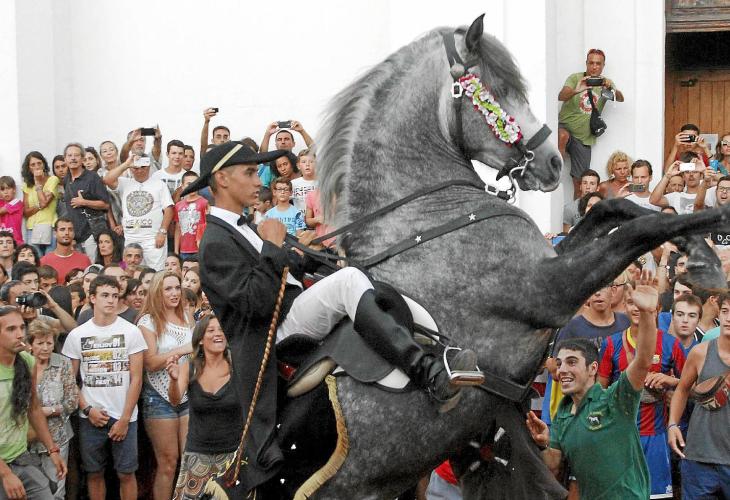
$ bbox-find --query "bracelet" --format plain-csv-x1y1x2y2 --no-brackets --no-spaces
667,423,679,431
47,445,60,455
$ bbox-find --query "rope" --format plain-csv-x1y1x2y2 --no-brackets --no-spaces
224,266,289,488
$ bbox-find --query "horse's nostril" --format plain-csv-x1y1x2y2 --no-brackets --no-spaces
550,155,563,170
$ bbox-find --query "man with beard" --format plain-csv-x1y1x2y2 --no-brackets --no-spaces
527,273,657,499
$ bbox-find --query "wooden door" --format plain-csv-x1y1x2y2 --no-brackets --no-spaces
665,70,730,158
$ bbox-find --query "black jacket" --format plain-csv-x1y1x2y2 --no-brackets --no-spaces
198,214,304,491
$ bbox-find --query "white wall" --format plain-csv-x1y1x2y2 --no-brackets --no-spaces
0,0,22,179
4,0,665,232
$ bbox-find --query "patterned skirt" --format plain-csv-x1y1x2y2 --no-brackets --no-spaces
173,450,236,500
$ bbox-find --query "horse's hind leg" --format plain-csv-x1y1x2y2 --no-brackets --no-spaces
535,206,729,326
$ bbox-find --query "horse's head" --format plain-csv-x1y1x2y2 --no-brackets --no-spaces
447,15,562,192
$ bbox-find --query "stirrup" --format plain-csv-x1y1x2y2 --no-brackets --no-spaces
444,346,485,386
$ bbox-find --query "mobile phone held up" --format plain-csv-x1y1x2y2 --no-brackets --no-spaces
277,120,292,129
679,162,696,172
211,108,219,113
711,159,729,176
140,127,156,136
628,184,646,193
133,155,151,168
586,77,604,87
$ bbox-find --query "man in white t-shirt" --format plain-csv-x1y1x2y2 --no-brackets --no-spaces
650,152,704,214
151,140,186,198
624,159,660,212
103,153,174,271
62,275,147,500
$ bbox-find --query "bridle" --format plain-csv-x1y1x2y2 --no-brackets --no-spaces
443,30,552,200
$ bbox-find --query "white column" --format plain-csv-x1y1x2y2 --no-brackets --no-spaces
0,0,22,180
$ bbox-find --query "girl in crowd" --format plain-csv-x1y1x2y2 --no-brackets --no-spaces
598,150,632,199
21,151,59,254
94,230,123,267
182,267,202,315
138,272,194,500
711,132,730,175
98,140,125,235
167,313,242,500
64,267,84,286
14,243,41,267
52,155,68,218
271,151,300,182
83,147,102,172
28,316,79,499
124,278,146,311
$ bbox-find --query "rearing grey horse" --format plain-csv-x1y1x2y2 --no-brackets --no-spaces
268,15,727,499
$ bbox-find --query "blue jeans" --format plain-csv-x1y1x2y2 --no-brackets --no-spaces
681,460,730,499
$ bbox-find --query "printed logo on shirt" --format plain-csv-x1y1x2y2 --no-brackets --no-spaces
126,190,154,217
587,411,603,430
179,203,201,236
80,334,130,388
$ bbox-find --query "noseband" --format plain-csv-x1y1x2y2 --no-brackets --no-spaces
443,31,552,194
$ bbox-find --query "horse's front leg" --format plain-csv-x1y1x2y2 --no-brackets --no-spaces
534,206,729,326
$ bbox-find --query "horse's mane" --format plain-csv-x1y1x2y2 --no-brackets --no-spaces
316,25,527,228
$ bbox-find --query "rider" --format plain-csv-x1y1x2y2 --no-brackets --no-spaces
558,48,624,199
182,141,480,493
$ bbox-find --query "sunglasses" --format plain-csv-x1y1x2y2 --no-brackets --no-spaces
721,141,730,147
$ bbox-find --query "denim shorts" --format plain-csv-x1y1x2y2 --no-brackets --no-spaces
79,417,138,474
142,386,189,419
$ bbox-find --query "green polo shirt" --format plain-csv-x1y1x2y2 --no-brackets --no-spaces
549,372,649,499
558,72,609,146
0,351,35,462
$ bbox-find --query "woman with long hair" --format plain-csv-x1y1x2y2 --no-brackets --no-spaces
167,313,242,500
21,151,59,254
28,316,79,499
711,132,730,175
138,272,193,500
598,150,632,199
83,147,102,173
270,151,300,182
94,230,122,267
13,243,41,267
98,140,125,235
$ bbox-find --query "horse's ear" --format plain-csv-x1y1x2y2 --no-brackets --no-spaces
465,14,485,54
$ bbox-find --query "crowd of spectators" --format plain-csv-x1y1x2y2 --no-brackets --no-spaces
0,111,331,500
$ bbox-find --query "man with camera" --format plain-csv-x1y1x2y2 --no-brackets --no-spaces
200,108,230,156
650,153,704,214
260,120,314,153
0,279,77,334
625,160,661,212
103,151,174,271
558,49,624,198
120,127,162,171
663,124,711,175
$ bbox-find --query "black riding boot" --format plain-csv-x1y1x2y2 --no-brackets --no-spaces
353,290,478,412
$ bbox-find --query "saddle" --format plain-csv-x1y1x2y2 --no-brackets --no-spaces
690,371,730,411
276,282,444,397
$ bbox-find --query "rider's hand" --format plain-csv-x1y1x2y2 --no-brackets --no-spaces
258,219,287,247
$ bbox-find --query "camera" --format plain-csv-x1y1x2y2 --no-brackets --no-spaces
277,120,292,129
16,292,47,308
211,107,219,113
681,134,697,143
628,184,646,193
586,77,604,87
133,155,151,168
140,127,156,136
679,162,696,172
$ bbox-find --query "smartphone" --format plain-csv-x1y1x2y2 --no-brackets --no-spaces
140,127,156,136
211,108,219,113
277,120,292,129
586,77,604,87
133,156,151,168
628,184,646,193
679,162,696,172
710,159,729,175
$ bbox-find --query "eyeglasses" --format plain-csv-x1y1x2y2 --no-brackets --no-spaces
721,141,730,147
718,187,730,194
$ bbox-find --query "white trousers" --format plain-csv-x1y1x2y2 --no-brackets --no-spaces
276,267,373,343
128,237,166,271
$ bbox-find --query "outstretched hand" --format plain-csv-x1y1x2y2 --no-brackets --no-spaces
630,270,659,313
525,411,549,449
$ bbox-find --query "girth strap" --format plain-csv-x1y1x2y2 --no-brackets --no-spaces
360,204,530,268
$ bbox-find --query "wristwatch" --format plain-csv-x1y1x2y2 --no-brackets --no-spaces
82,405,92,416
158,229,168,234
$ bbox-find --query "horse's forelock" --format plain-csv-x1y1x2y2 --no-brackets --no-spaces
476,33,528,102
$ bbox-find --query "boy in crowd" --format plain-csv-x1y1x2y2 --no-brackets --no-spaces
625,160,660,212
264,177,306,235
253,187,273,224
562,169,600,232
598,284,686,498
291,149,318,215
62,275,147,500
669,295,703,358
151,140,187,198
38,265,58,292
0,176,24,245
174,171,208,259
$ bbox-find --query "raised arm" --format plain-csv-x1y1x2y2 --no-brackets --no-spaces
103,155,134,190
626,272,660,391
152,125,162,163
526,411,563,478
260,122,278,153
200,108,216,155
291,121,314,148
558,75,588,102
650,162,679,208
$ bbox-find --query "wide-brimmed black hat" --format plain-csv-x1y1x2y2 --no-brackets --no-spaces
181,141,287,196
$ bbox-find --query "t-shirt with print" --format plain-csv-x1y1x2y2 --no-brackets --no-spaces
115,176,174,241
62,316,147,421
0,351,35,462
150,168,185,199
0,199,24,244
264,204,306,235
175,197,208,253
625,194,660,212
290,178,317,214
664,191,697,215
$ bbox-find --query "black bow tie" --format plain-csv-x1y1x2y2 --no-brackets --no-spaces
237,214,253,226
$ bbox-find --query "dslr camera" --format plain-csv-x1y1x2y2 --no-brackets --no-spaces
16,292,47,308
